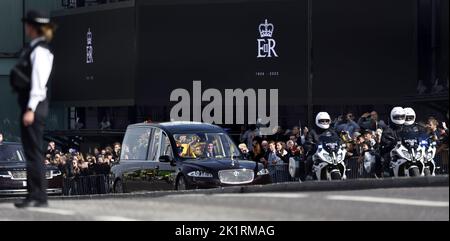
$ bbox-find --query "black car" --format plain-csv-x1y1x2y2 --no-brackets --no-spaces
111,122,271,192
0,142,63,196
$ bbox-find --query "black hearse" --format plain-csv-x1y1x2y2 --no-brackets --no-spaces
0,142,63,195
111,122,271,192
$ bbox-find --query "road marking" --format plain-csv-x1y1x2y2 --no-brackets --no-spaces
26,207,77,216
326,195,449,207
93,216,139,221
215,193,309,199
170,192,309,199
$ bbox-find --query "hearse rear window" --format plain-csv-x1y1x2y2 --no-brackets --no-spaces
121,128,151,160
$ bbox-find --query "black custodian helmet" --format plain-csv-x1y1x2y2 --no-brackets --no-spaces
22,10,51,25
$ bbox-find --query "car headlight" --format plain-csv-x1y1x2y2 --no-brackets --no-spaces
187,171,213,178
0,171,12,178
257,168,270,176
52,170,62,177
401,150,412,160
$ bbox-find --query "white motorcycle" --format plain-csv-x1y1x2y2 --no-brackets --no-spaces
312,135,347,180
390,133,426,177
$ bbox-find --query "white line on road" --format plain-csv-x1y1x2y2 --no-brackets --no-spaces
215,193,310,199
93,216,140,221
170,192,310,199
327,195,449,207
26,207,77,216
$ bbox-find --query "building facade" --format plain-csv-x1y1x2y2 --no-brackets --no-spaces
0,0,448,148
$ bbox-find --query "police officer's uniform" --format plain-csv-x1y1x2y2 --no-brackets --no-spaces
10,11,54,207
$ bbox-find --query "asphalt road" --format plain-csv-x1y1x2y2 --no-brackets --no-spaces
0,186,448,221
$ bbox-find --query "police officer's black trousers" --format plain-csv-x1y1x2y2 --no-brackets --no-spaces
20,101,48,202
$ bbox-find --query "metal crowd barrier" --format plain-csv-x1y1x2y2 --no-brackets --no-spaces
268,164,300,183
62,175,110,196
345,157,360,179
268,151,449,184
60,152,448,192
267,161,365,183
435,151,449,175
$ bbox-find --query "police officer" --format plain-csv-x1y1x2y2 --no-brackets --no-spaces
10,10,55,208
402,107,427,133
402,107,430,143
304,112,339,179
380,107,406,175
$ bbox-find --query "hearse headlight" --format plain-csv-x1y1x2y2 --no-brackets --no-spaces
257,168,270,176
187,171,213,178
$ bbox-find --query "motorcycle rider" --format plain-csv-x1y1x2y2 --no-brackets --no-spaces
402,107,427,135
380,107,406,176
404,107,439,176
304,112,339,179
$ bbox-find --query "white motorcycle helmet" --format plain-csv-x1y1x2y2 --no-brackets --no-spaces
316,112,331,130
390,107,406,125
404,107,416,126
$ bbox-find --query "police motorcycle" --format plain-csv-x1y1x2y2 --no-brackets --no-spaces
390,131,427,177
312,133,348,180
403,107,437,176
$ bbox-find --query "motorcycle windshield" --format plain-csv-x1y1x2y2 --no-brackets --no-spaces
400,131,427,148
318,134,341,153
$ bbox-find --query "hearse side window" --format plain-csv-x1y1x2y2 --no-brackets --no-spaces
161,132,174,159
121,128,151,161
148,128,162,161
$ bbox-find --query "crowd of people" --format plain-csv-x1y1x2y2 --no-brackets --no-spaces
1,108,449,180
237,108,449,179
42,141,121,178
1,131,121,179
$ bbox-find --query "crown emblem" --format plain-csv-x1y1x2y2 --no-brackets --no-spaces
259,19,274,38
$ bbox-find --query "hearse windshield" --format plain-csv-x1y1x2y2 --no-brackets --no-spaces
174,133,240,160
